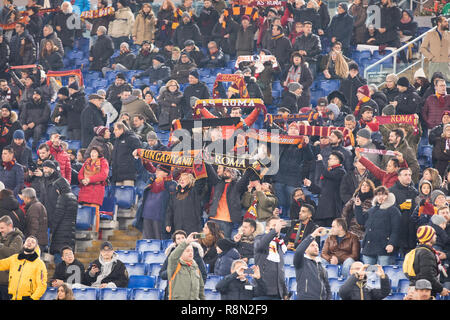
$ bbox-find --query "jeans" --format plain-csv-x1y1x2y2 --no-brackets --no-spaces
143,218,162,240
319,257,355,278
362,255,395,266
273,183,296,218
209,218,233,239
48,125,68,139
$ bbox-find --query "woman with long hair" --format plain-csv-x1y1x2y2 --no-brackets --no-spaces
132,3,157,45
200,220,224,272
341,178,376,240
155,0,176,47
78,146,109,233
421,167,442,191
323,49,349,80
157,79,183,131
56,284,75,300
19,37,36,65
39,39,64,71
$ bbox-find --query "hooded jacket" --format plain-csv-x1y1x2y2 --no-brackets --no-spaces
111,130,142,182
132,10,157,45
20,98,51,127
355,193,402,256
0,250,47,300
173,19,202,49
80,102,106,148
46,141,71,182
0,228,24,285
0,111,21,151
108,7,135,38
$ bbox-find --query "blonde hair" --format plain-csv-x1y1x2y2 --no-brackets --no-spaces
327,51,349,79
179,172,195,187
307,0,319,11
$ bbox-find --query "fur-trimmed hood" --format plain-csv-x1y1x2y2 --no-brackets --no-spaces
9,111,18,123
164,241,204,258
372,192,396,209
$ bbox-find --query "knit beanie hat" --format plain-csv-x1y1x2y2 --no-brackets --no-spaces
241,15,250,22
153,55,165,63
94,126,108,137
58,87,69,97
416,225,436,244
431,214,447,226
216,238,236,252
397,76,410,88
356,128,371,140
116,73,126,80
430,189,445,205
42,160,57,170
360,105,373,115
326,103,340,118
357,85,370,97
414,68,426,79
189,69,199,79
0,103,11,111
382,104,395,116
338,2,348,11
69,81,79,91
13,130,25,140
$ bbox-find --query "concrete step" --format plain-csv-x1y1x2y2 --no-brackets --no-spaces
108,233,140,241
75,251,99,259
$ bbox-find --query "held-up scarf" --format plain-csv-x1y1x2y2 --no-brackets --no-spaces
80,7,115,20
265,112,321,125
212,74,249,99
374,114,419,135
359,148,397,156
354,96,371,116
243,197,258,220
194,98,267,118
296,124,355,147
267,237,287,263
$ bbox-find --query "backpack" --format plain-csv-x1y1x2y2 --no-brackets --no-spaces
403,246,431,277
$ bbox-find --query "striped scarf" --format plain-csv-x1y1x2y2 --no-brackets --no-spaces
83,158,101,179
267,237,287,263
285,64,302,84
354,96,370,116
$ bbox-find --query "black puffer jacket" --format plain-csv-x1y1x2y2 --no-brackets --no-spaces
173,20,202,48
273,143,314,187
80,102,106,148
394,85,422,115
66,90,87,130
89,34,114,71
0,193,25,233
111,130,142,183
292,33,322,64
50,177,77,255
215,272,266,300
339,274,391,300
181,81,211,120
19,98,50,127
157,87,183,131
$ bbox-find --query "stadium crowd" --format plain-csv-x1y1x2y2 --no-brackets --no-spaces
0,0,448,301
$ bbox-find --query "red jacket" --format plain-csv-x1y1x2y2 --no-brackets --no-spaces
78,157,109,206
199,107,260,139
422,94,450,129
359,155,408,188
46,141,71,182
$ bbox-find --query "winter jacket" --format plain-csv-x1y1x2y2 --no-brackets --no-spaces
53,259,85,284
212,18,239,56
181,81,211,120
372,91,388,112
327,12,354,49
24,199,48,247
108,7,134,38
215,271,266,300
132,10,156,45
254,229,288,298
89,34,114,71
54,12,75,48
111,130,142,183
50,99,69,127
167,241,205,300
133,122,155,142
241,191,278,223
0,228,24,285
9,30,36,66
283,62,313,108
20,98,50,128
267,34,293,68
339,74,367,111
420,27,450,63
78,157,109,206
321,232,360,263
197,6,219,44
339,274,391,300
133,48,158,71
398,10,417,37
157,88,183,131
235,25,256,56
120,95,158,124
84,136,113,165
0,111,21,153
284,220,319,250
292,33,322,64
432,136,450,177
46,141,71,182
409,244,444,296
383,87,399,103
377,4,401,46
84,253,129,288
380,139,420,184
106,82,132,112
0,194,25,233
350,3,368,44
113,52,136,70
50,178,77,255
66,90,87,131
135,64,171,85
273,143,313,187
39,51,64,71
214,248,241,276
422,94,450,130
355,193,401,256
199,48,226,69
0,162,23,197
394,86,422,115
173,20,202,49
294,234,331,300
172,60,197,84
0,251,47,300
341,197,372,240
80,102,106,148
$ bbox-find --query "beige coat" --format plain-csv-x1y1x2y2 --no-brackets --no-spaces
108,7,135,38
132,10,157,45
420,29,450,63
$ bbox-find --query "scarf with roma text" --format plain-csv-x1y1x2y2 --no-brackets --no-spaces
83,158,101,180
212,75,250,99
374,114,419,135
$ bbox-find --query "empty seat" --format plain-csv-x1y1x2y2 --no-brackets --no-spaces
328,278,346,294
67,140,81,151
397,278,410,293
204,275,223,291
127,275,157,288
41,288,58,300
384,292,406,300
114,186,136,209
161,239,174,250
284,251,295,266
72,288,98,300
100,288,129,300
204,289,221,300
99,193,118,221
284,265,296,279
158,279,167,291
325,264,340,279
76,205,96,230
132,288,162,300
124,263,146,276
288,277,297,292
141,251,166,264
136,239,162,252
116,250,140,264
147,263,163,277
383,265,408,290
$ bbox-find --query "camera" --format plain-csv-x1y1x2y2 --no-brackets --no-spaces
194,233,206,239
366,265,378,273
319,228,330,236
244,268,254,275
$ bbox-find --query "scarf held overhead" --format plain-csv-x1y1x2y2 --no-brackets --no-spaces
212,74,249,99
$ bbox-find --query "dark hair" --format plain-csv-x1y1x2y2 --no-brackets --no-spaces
133,114,145,121
60,246,73,255
391,128,404,141
301,203,315,216
388,158,400,168
171,230,187,242
437,15,447,25
332,41,343,48
243,218,257,230
205,221,224,241
0,189,13,201
0,215,13,226
331,129,343,141
272,25,282,32
345,114,356,122
89,146,104,158
38,143,50,151
333,218,348,232
348,62,359,71
266,215,280,226
2,146,13,154
114,122,127,132
398,167,412,175
0,79,6,83
330,150,344,164
374,185,389,195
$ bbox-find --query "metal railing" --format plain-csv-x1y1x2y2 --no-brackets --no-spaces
364,17,449,87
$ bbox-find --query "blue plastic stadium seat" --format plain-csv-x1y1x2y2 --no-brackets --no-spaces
383,265,407,290
71,185,80,197
161,239,174,250
41,288,58,300
114,186,136,209
132,288,162,300
125,263,146,276
319,80,340,93
204,289,221,300
116,250,140,264
384,293,406,300
325,264,340,279
284,265,296,279
141,251,166,264
158,279,167,290
99,193,117,220
288,277,297,292
147,263,163,277
76,205,96,230
127,275,157,288
67,140,81,151
136,239,162,252
328,278,346,294
226,60,236,69
397,278,410,293
284,251,295,266
72,288,98,300
204,275,223,291
100,288,129,300
199,68,211,77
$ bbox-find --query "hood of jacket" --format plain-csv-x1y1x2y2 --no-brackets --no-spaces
372,192,396,209
53,176,72,194
3,111,18,123
3,228,24,242
98,251,119,265
164,241,204,258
